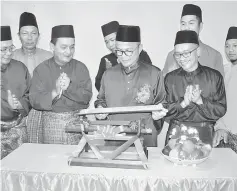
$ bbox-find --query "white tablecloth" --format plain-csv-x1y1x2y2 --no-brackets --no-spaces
1,143,237,191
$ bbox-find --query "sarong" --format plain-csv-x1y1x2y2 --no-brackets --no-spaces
26,109,43,143
1,116,27,159
42,111,82,144
217,132,237,153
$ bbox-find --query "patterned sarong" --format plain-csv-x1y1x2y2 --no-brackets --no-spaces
217,132,237,153
1,117,27,159
26,109,43,143
228,133,237,153
42,111,81,144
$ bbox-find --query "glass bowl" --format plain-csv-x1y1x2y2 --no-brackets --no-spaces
162,124,212,166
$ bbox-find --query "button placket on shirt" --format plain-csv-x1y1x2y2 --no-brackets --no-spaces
126,73,134,91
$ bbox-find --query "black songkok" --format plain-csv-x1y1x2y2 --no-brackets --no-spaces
226,27,237,41
174,30,199,46
1,26,12,41
101,21,119,37
51,25,75,39
116,25,140,42
19,12,38,31
181,4,202,22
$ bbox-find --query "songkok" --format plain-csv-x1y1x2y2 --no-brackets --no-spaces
116,25,140,42
51,25,75,39
101,21,119,37
181,4,202,22
174,30,199,46
1,26,12,41
19,12,38,31
226,27,237,41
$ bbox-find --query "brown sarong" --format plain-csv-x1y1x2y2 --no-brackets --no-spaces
42,111,81,145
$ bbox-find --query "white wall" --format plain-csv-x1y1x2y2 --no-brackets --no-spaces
1,1,237,146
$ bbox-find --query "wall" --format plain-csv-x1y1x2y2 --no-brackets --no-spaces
1,1,237,146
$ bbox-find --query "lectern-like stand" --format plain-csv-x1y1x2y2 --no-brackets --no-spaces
66,105,162,169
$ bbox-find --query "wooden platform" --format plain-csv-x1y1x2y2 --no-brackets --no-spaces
67,120,149,169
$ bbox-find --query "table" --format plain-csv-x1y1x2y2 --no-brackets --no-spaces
1,143,237,191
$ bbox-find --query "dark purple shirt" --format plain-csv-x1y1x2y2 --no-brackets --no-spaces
1,59,31,121
30,58,92,113
95,60,165,130
164,64,227,123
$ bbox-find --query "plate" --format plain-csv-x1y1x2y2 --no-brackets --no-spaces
161,151,209,166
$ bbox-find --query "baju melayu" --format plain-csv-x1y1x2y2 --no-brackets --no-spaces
1,59,31,158
164,63,227,145
30,57,92,144
95,60,165,147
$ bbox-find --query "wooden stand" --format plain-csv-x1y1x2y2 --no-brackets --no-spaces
66,120,149,169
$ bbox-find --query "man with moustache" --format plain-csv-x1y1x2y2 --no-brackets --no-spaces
30,25,92,144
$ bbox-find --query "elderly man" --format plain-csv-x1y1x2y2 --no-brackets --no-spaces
95,25,167,147
213,27,237,153
13,12,52,143
162,4,224,77
95,21,152,91
163,30,226,145
30,25,92,144
1,26,31,158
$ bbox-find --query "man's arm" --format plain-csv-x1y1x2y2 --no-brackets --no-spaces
18,67,32,116
163,76,192,120
29,68,54,111
95,58,106,92
94,72,107,108
152,71,166,131
195,75,227,121
62,65,92,105
153,70,166,104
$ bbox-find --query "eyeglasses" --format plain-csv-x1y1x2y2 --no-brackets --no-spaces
1,45,16,54
115,46,139,57
173,46,198,59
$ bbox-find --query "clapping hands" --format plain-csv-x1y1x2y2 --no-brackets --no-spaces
52,73,71,99
59,72,70,91
181,85,203,108
191,85,203,105
7,90,23,110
